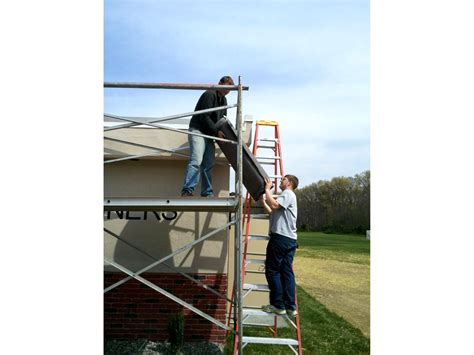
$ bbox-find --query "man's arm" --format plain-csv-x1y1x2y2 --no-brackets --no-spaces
261,195,273,215
263,177,280,210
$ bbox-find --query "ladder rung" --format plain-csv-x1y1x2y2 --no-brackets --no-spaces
250,214,269,219
255,156,280,160
245,259,266,266
245,270,265,274
243,321,284,327
259,161,276,165
267,175,282,179
246,252,266,257
243,308,285,317
243,283,269,291
241,308,291,328
248,234,270,241
242,318,288,328
242,336,298,346
241,305,262,310
256,145,275,149
258,138,278,142
256,120,279,126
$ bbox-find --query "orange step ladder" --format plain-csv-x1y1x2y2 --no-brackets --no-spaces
227,120,303,354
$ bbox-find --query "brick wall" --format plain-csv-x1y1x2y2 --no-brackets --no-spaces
104,272,228,344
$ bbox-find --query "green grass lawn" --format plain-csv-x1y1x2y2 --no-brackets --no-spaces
295,232,370,337
225,232,370,354
296,232,370,265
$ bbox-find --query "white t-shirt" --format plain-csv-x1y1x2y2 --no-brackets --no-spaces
269,189,298,239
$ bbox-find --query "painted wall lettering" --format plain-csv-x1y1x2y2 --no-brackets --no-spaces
105,211,178,221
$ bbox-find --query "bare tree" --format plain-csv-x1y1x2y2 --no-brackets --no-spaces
295,170,370,233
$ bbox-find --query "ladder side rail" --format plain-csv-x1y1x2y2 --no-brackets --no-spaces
274,125,279,194
294,287,303,354
276,124,285,177
233,322,240,354
252,122,260,155
274,315,279,337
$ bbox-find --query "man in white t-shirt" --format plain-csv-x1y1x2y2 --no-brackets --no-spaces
261,174,299,317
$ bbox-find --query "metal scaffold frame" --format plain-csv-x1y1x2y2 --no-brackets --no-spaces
103,78,248,353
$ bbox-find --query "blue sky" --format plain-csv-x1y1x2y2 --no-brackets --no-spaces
104,0,370,188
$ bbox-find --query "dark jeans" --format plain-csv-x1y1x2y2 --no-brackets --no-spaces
265,232,297,310
181,128,215,197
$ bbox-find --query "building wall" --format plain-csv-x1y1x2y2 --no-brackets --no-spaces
104,160,230,274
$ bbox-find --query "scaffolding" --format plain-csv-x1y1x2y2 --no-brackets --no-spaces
104,77,249,354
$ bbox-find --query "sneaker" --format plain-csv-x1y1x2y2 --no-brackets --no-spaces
181,191,193,197
286,309,298,317
262,304,286,315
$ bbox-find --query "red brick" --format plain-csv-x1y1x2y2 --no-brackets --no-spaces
105,271,228,344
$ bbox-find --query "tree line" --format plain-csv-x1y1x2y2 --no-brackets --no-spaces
295,170,370,234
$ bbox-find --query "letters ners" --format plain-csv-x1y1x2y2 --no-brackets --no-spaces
105,211,178,221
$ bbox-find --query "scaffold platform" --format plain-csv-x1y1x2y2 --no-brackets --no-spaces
104,197,237,212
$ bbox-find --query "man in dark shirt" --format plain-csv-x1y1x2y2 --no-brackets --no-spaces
181,76,234,197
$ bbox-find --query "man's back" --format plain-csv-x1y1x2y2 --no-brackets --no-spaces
189,90,227,136
269,189,298,240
